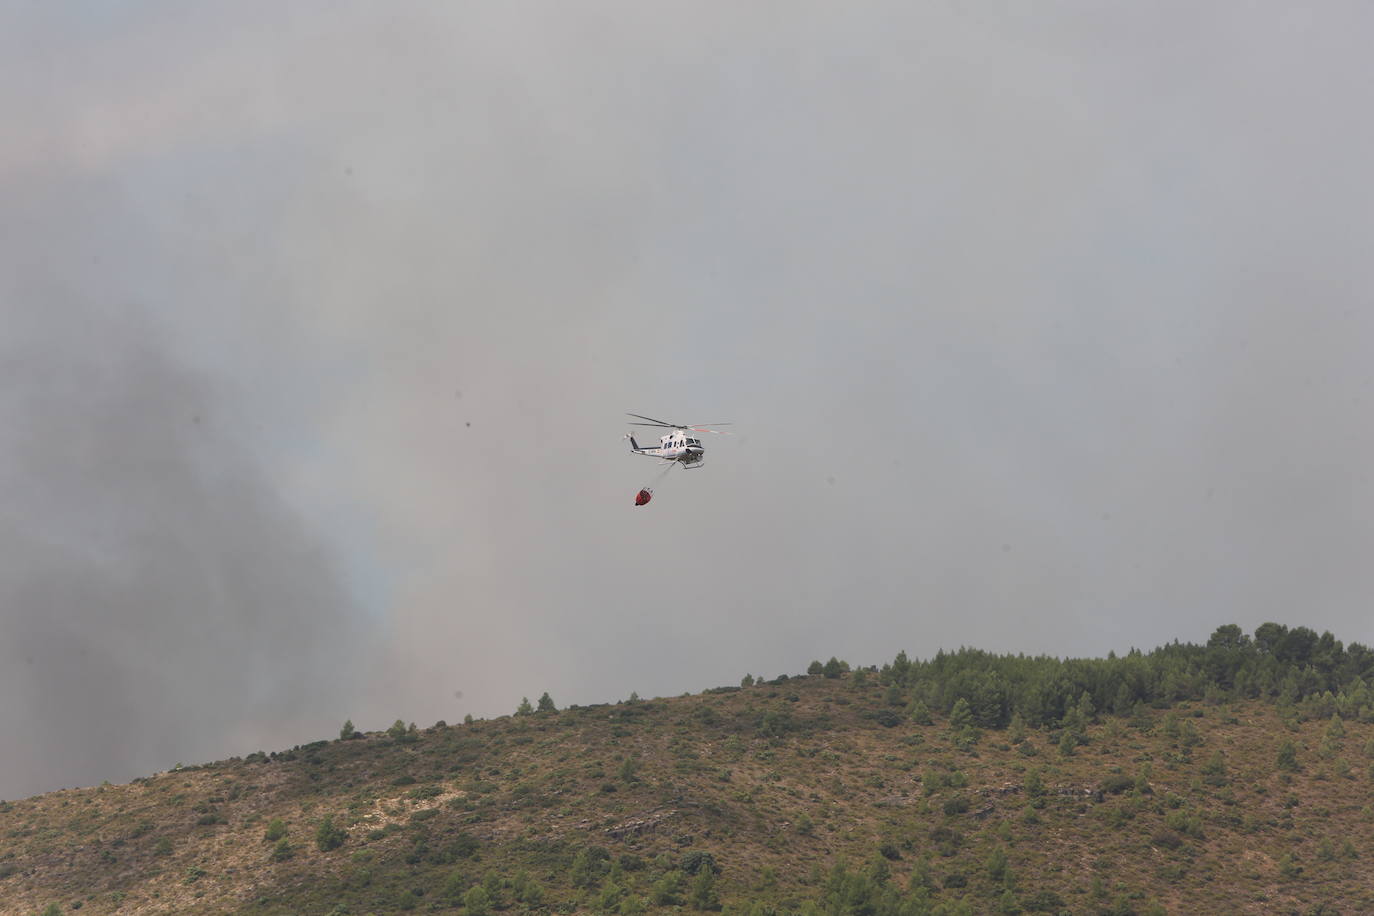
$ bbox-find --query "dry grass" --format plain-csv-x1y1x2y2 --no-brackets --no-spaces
2,678,1372,914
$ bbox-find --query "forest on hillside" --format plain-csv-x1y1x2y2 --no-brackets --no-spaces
5,621,1374,916
826,622,1374,732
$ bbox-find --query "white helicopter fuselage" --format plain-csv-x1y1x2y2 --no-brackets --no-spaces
627,429,706,467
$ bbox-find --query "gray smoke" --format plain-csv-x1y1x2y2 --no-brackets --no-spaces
0,305,370,800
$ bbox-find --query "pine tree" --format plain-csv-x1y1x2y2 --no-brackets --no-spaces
1277,739,1300,772
463,885,492,916
1058,729,1078,757
537,692,556,712
891,649,912,684
516,697,534,716
949,698,973,730
690,865,720,910
1008,711,1027,744
570,848,602,888
1076,690,1095,724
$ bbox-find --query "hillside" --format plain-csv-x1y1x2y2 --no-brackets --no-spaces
3,624,1374,915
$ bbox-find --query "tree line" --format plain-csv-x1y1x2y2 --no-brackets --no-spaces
867,622,1374,729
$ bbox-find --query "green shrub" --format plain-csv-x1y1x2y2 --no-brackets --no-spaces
942,796,970,816
986,846,1009,882
513,869,545,905
1150,829,1183,850
1202,751,1229,786
757,708,792,737
570,847,610,887
650,870,684,906
870,709,902,728
1163,811,1204,839
680,850,720,875
930,825,963,857
1100,773,1135,795
316,816,347,852
439,868,469,903
463,886,492,916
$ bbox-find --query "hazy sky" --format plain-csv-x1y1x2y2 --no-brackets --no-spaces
4,3,1374,799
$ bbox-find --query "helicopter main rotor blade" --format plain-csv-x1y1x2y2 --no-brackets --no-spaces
627,413,733,434
626,412,677,426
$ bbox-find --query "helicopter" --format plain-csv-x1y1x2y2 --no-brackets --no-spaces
625,413,731,506
624,413,731,469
